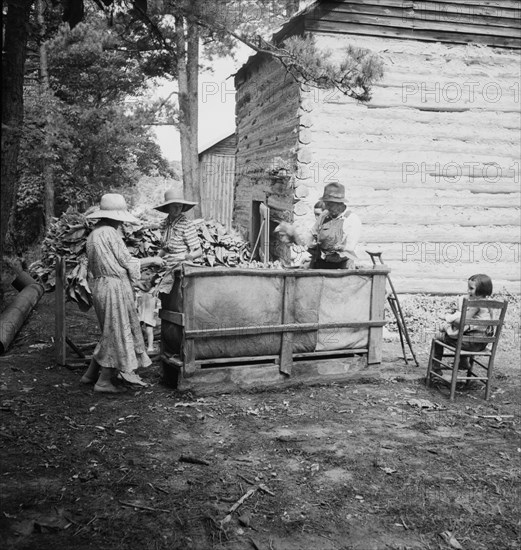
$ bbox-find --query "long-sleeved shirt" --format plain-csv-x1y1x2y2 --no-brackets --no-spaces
308,210,362,262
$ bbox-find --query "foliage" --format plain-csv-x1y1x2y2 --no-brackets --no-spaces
48,17,149,105
14,15,174,252
29,207,254,310
274,36,384,101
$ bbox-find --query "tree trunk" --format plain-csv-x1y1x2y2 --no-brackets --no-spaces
37,0,55,226
1,0,34,270
175,14,201,217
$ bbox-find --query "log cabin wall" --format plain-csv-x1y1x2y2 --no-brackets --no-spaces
233,0,520,293
294,32,520,293
234,55,302,236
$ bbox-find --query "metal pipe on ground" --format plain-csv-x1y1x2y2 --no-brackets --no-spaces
0,272,44,354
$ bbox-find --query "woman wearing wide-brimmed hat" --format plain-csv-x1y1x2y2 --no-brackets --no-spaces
81,193,163,393
276,182,361,269
153,188,203,294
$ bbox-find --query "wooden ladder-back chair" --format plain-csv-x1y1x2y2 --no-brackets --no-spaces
426,299,508,401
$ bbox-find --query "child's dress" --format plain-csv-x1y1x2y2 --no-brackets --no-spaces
433,297,492,372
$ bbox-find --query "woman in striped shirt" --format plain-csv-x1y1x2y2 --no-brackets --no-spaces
154,188,203,293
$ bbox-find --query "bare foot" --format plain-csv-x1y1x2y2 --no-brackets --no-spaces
94,382,127,394
80,375,97,385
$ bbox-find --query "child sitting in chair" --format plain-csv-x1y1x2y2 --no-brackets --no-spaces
432,273,493,373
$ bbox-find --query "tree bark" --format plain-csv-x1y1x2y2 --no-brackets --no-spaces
175,14,201,217
1,0,34,270
37,0,55,226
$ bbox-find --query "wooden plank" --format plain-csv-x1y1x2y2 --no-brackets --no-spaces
159,309,185,326
318,0,520,11
313,9,521,37
199,354,278,366
181,266,390,278
55,257,66,366
182,278,196,376
413,0,520,9
165,348,370,367
368,273,386,364
280,276,296,375
200,154,235,229
318,2,521,29
185,320,387,339
305,20,521,49
177,355,369,395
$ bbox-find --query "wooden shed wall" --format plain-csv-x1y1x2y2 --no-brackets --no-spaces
275,0,521,49
199,134,237,228
294,33,520,293
199,154,235,229
234,56,302,234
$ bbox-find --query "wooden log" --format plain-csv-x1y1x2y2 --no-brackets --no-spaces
361,241,520,263
362,225,519,243
355,206,520,226
307,136,519,159
307,147,517,167
371,261,519,282
346,190,520,208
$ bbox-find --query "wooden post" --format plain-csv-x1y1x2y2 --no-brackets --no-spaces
368,272,386,364
55,256,66,365
182,272,196,377
279,275,295,375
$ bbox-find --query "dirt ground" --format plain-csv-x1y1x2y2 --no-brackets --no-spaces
0,288,519,550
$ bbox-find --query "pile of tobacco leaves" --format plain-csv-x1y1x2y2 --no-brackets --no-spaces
29,209,266,310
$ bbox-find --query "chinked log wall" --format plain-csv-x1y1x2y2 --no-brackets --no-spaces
294,32,520,293
233,56,301,233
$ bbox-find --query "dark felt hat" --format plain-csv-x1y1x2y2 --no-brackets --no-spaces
320,182,347,204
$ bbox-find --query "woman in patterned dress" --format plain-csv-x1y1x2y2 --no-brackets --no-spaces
81,194,163,394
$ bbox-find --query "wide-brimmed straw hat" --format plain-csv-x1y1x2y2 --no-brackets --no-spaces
85,193,140,224
154,188,197,213
320,182,348,204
